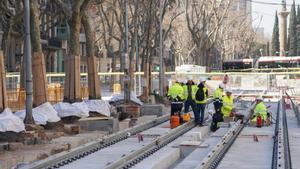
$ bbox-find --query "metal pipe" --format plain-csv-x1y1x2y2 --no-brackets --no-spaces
159,0,165,96
24,0,33,124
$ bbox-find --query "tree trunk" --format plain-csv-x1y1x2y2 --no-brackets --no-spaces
82,13,101,100
64,1,82,103
30,0,48,107
0,51,7,112
109,46,116,92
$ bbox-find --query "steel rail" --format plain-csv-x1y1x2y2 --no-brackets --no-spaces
272,99,292,169
104,121,196,169
272,101,281,169
282,99,292,169
22,114,169,169
194,103,257,169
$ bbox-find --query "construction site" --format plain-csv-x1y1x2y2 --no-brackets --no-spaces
1,0,300,169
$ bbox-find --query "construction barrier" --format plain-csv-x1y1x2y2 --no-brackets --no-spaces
7,84,89,112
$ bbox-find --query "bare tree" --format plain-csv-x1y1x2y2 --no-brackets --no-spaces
186,0,231,66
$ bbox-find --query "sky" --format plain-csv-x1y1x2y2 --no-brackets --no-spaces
252,0,300,38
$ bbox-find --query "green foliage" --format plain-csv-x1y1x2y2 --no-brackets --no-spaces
288,1,297,56
271,11,280,56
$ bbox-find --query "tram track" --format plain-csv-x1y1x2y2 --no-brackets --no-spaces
22,114,170,169
272,98,292,169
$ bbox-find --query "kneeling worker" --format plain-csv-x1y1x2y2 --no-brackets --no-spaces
221,89,234,119
251,96,267,126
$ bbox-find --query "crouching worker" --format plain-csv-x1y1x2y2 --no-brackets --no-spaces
222,89,234,122
251,96,268,127
167,80,185,123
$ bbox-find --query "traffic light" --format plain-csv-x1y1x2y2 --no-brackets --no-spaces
154,66,160,72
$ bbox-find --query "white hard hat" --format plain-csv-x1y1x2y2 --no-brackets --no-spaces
199,78,206,83
219,83,225,88
226,89,233,93
257,96,264,100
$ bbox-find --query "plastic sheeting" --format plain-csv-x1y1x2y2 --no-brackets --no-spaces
53,102,89,118
110,92,143,105
15,102,60,125
0,108,25,132
84,100,111,117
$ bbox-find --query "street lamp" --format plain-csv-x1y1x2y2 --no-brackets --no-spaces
159,0,165,97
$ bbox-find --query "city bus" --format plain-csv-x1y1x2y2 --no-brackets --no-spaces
222,59,253,70
256,56,300,68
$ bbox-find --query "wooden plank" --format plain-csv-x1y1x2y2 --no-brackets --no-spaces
74,55,81,101
0,51,4,110
63,55,70,100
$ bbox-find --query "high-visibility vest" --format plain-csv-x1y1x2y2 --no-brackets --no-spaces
167,83,184,100
221,95,233,117
253,102,267,121
195,87,208,104
183,85,198,101
213,88,223,101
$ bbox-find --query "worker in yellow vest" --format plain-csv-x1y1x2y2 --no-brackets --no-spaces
183,79,198,115
167,80,185,117
195,79,208,126
221,89,234,117
251,96,267,123
213,83,225,113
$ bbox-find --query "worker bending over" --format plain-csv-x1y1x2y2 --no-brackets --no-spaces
222,89,234,118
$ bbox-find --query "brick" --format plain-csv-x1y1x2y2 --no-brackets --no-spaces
50,144,70,155
64,124,80,135
120,104,141,118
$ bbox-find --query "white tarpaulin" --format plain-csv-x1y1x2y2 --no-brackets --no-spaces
53,102,89,118
110,92,143,105
53,102,89,117
15,102,60,125
0,108,25,132
85,100,111,117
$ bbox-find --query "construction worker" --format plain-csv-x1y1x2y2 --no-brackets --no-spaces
213,83,225,113
195,79,209,126
167,80,184,117
183,78,198,115
221,89,234,118
251,96,267,124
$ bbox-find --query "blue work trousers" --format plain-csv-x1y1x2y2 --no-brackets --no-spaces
184,100,197,114
195,104,206,124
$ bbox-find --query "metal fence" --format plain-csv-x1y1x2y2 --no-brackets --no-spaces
5,71,300,111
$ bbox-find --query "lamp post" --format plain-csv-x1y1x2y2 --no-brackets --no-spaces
159,0,165,97
24,0,34,124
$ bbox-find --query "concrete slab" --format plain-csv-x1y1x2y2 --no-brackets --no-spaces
140,104,163,116
286,109,300,168
131,127,210,169
79,117,119,133
136,115,157,125
216,102,278,169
